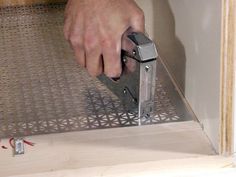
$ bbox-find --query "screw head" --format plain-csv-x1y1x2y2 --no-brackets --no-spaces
123,57,127,63
132,50,136,55
145,65,150,72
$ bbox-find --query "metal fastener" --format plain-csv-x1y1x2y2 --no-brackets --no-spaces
13,138,24,155
132,50,136,55
123,57,127,63
145,65,150,72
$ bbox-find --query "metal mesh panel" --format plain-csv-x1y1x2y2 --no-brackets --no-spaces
0,3,192,138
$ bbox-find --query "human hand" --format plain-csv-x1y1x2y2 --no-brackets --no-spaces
64,0,145,78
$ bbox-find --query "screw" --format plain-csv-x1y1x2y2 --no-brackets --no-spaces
123,89,127,94
145,65,150,72
123,57,127,63
132,50,136,55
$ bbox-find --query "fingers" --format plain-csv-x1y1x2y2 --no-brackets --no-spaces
63,15,71,40
83,27,103,76
86,54,103,77
85,40,103,76
74,47,85,67
63,0,146,78
64,6,86,67
130,8,145,33
64,0,73,40
68,30,85,66
102,37,122,78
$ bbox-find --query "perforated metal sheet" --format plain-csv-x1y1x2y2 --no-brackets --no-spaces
0,3,193,138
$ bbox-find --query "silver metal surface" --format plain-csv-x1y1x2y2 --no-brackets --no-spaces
0,3,194,138
13,138,24,155
99,32,157,118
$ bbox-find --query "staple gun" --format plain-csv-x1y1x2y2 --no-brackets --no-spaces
99,32,158,118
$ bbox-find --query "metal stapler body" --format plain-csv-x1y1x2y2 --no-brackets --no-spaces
98,32,158,118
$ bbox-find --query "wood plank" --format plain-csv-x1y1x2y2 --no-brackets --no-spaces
220,0,236,155
7,156,234,177
0,121,215,177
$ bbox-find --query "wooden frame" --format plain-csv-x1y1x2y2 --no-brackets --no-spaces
0,121,225,177
220,0,236,155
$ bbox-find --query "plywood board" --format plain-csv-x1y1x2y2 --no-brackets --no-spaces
220,0,236,155
0,121,215,177
8,156,234,177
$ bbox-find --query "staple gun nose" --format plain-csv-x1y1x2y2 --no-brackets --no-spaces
98,32,158,118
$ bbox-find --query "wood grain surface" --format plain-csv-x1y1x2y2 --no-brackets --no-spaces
220,0,236,155
8,156,234,177
0,121,215,177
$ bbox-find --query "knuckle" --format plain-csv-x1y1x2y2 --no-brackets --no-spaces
134,8,145,21
101,37,114,48
84,32,98,52
69,34,81,48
